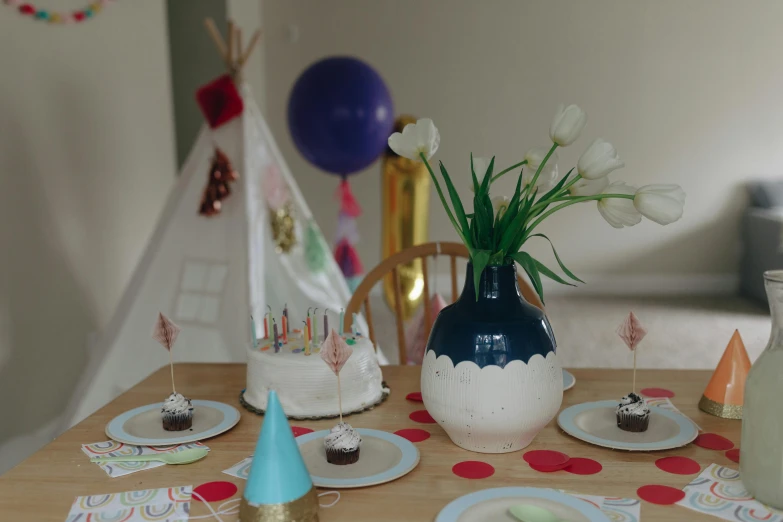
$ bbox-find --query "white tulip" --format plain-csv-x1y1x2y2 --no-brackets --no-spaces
523,147,559,190
388,118,440,161
549,104,587,146
634,184,686,225
469,156,491,192
597,182,641,229
492,196,511,217
577,138,624,180
569,176,609,197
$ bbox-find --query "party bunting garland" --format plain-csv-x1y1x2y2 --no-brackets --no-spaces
4,0,114,24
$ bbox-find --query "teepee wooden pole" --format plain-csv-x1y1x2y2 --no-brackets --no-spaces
240,29,263,67
227,21,235,66
204,18,229,65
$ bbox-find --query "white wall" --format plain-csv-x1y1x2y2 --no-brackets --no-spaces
0,2,175,473
262,0,783,288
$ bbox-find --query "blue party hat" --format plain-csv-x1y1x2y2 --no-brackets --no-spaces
243,390,313,506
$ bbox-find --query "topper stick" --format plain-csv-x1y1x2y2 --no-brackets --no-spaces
633,349,637,393
337,373,343,423
169,349,176,394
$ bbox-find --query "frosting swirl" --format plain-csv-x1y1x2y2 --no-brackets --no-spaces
162,392,193,415
324,422,361,452
617,393,650,417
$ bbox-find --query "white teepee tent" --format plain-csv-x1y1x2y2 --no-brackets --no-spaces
63,85,373,427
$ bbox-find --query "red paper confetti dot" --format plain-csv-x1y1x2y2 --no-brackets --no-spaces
694,433,735,451
564,457,603,475
406,391,423,402
655,456,700,475
452,460,495,479
523,450,570,470
73,11,85,21
726,448,740,463
637,484,685,505
640,387,675,398
291,426,314,437
19,4,35,14
409,409,436,424
193,481,238,503
394,428,430,443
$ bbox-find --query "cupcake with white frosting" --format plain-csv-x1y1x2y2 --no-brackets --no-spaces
161,392,194,431
616,392,650,432
324,422,361,465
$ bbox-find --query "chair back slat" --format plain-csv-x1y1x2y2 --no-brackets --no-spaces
363,297,376,349
343,242,543,365
421,256,433,340
391,267,407,364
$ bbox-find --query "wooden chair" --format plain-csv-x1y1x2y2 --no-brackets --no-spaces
343,242,544,364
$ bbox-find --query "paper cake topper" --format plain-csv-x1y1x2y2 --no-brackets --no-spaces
321,329,353,422
698,330,751,419
616,311,647,351
152,312,181,394
195,74,244,129
320,329,353,375
617,311,647,392
240,390,318,522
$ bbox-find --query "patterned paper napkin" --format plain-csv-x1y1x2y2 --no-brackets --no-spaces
65,485,191,522
82,441,208,478
677,464,783,521
565,491,641,522
223,456,252,480
645,397,702,430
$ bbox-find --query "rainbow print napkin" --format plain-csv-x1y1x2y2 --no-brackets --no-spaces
222,456,252,480
645,396,702,430
65,485,191,522
81,441,208,477
562,491,641,521
677,464,783,521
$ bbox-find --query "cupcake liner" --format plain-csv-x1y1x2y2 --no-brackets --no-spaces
616,411,650,433
162,411,193,431
325,447,360,465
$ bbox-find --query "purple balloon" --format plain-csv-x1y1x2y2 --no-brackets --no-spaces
287,56,394,176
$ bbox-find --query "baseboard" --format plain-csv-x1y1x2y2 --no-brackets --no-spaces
369,273,739,297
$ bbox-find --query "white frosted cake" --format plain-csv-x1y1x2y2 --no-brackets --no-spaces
244,332,386,418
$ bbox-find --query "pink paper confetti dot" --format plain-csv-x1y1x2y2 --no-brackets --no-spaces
193,481,238,503
452,460,495,479
291,426,314,437
563,457,603,475
655,456,700,475
694,433,735,451
726,448,740,463
523,450,570,469
394,428,430,443
405,391,423,402
637,484,685,505
409,410,436,424
640,387,675,398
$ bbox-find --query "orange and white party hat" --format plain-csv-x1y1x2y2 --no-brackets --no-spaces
698,330,752,419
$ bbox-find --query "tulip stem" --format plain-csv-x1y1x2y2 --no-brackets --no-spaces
523,143,558,200
491,160,527,183
523,193,636,238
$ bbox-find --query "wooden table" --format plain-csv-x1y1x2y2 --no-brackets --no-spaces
0,365,741,521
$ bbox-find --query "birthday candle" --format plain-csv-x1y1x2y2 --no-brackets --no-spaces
306,314,312,342
273,319,279,353
352,313,359,336
313,308,319,344
323,310,329,340
283,304,289,333
263,315,268,339
339,308,345,335
281,315,288,344
303,321,311,355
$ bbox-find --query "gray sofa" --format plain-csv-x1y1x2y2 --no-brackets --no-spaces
740,181,783,305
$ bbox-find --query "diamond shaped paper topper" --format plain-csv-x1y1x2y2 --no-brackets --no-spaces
320,329,353,375
195,74,244,129
616,311,647,351
152,312,181,351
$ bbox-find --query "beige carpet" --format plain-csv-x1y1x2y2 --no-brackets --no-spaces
369,294,770,370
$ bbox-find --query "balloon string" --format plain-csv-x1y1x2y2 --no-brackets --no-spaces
178,490,341,521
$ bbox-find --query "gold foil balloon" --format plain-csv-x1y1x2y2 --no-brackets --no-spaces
382,115,430,320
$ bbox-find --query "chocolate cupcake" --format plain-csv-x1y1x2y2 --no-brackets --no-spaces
324,422,361,465
616,392,650,432
162,392,194,431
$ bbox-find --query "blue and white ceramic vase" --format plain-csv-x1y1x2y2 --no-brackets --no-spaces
421,262,563,453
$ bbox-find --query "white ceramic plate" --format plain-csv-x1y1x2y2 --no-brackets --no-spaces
558,400,698,451
436,487,609,522
562,369,576,391
105,400,240,446
295,428,419,488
